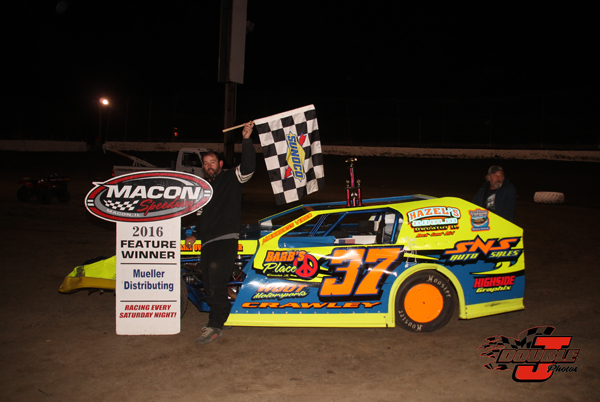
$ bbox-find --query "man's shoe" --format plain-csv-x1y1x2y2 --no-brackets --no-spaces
202,324,232,330
195,326,223,344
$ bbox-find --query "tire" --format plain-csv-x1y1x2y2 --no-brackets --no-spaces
180,277,189,318
17,186,31,202
395,270,455,332
534,191,564,204
38,188,53,204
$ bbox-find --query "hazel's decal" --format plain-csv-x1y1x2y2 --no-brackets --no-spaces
407,206,461,232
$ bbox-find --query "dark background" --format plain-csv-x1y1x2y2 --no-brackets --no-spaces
4,1,597,147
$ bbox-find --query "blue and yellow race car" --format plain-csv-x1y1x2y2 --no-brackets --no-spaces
181,195,525,332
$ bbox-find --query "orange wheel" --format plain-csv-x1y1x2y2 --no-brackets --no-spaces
404,283,444,323
395,271,455,332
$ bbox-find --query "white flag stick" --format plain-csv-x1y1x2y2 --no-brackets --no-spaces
222,123,247,133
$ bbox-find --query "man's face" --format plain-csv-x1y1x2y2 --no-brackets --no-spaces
202,154,223,179
488,171,505,190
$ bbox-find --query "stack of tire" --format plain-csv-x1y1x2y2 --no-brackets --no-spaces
533,192,565,204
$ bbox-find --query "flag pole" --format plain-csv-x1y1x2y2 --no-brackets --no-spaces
222,123,246,133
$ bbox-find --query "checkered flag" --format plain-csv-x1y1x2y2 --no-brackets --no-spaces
254,105,325,205
102,200,139,211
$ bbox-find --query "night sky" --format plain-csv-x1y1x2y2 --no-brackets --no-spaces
8,1,594,104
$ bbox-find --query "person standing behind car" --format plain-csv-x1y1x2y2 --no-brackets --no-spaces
472,165,517,222
185,121,256,344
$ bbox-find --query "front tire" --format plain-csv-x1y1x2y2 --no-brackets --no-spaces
395,270,455,332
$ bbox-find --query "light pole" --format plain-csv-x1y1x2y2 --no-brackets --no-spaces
97,98,110,146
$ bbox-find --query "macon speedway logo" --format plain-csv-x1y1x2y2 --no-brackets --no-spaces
479,326,580,382
85,171,212,222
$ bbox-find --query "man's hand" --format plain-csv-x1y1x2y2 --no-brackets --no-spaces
185,236,197,248
242,121,254,139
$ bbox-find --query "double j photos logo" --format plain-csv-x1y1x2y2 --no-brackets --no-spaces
478,326,579,382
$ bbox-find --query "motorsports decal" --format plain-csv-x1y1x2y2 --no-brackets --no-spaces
442,236,523,266
251,282,311,300
479,326,580,382
407,206,461,232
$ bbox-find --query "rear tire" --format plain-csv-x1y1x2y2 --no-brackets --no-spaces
395,270,455,332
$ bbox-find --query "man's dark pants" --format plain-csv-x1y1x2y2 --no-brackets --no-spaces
202,239,237,329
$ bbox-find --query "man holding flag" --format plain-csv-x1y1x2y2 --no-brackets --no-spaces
185,121,255,344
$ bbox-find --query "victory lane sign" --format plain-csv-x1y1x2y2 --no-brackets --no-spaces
85,171,212,335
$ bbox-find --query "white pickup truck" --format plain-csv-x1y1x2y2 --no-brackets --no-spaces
104,146,209,178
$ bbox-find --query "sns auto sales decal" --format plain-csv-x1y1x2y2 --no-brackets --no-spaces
85,171,212,222
479,326,580,382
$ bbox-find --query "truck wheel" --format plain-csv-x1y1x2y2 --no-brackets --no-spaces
17,186,31,202
395,270,455,332
181,277,189,318
38,188,53,204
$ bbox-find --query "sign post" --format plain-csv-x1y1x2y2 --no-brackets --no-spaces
85,171,212,335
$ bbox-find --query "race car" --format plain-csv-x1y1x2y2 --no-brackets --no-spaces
180,195,525,332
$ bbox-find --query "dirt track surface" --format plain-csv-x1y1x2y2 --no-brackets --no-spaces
1,151,599,402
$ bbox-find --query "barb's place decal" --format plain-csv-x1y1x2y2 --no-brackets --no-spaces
479,326,580,382
85,171,212,223
470,209,490,231
260,250,321,279
442,236,522,266
474,275,515,293
407,206,461,232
